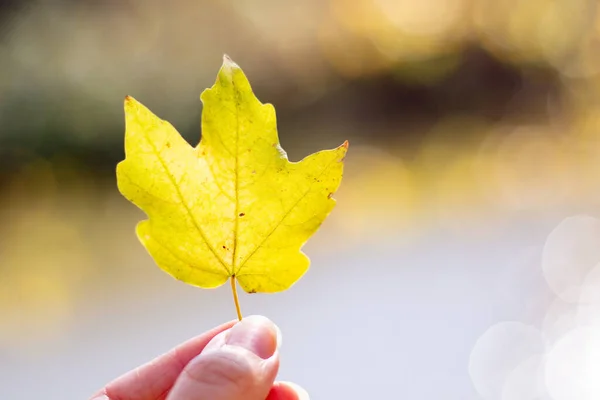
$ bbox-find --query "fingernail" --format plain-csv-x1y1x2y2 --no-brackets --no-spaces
226,315,279,359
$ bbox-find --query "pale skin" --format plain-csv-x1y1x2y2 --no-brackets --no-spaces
89,316,308,400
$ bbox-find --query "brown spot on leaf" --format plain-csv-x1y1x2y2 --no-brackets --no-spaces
248,289,256,294
327,192,333,199
166,142,171,148
239,212,245,217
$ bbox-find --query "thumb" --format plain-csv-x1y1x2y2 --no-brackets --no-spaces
167,316,281,400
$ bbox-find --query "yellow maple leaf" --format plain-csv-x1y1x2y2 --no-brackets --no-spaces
116,55,347,319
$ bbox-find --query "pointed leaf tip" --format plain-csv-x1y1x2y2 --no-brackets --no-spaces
342,140,349,149
124,95,144,114
124,95,136,112
222,54,239,70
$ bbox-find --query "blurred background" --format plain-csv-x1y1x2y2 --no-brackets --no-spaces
2,0,600,399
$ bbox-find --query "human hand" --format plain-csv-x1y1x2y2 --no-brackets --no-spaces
90,316,308,400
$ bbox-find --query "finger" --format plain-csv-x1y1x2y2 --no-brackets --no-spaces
167,315,280,400
266,381,310,400
90,320,236,400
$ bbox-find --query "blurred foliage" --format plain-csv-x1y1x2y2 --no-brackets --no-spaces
2,0,598,164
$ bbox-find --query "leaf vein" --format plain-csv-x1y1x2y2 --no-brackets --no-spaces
144,127,230,275
231,82,241,271
151,233,227,279
235,155,337,274
203,154,236,203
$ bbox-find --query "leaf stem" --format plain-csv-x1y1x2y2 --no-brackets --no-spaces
230,275,243,321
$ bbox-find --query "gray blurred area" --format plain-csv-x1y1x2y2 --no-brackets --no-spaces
2,1,600,399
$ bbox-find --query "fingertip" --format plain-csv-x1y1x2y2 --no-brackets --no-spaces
267,381,310,400
168,316,282,399
281,382,310,400
245,315,282,351
226,315,280,359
